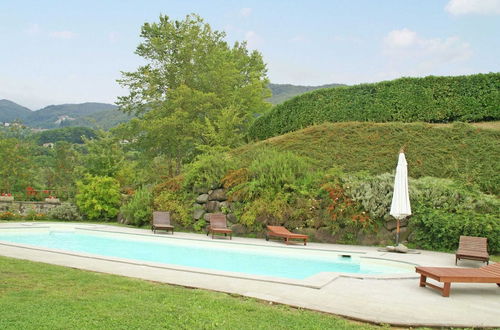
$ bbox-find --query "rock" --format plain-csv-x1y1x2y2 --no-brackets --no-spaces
219,201,230,210
196,194,209,204
395,244,409,253
313,227,337,243
209,189,227,201
204,201,220,213
386,245,396,252
384,220,398,231
230,224,247,235
203,213,213,221
193,209,205,220
226,213,237,224
384,218,408,231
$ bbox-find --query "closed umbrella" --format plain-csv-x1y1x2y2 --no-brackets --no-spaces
390,150,411,245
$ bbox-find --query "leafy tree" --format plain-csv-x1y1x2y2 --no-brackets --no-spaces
47,142,79,199
76,175,121,221
79,132,125,178
0,136,36,195
117,14,271,162
34,127,97,145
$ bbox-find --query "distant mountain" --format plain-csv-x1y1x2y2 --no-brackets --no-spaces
1,81,346,129
267,83,346,105
62,108,133,130
0,99,32,122
24,102,119,129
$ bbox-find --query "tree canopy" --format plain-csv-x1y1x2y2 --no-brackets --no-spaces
116,14,271,162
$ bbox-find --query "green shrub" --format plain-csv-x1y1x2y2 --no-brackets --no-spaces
183,149,237,192
249,72,500,140
120,186,153,226
76,175,121,221
230,148,318,201
24,208,47,221
47,203,82,221
410,207,500,254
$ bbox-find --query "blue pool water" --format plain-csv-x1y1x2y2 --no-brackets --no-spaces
0,230,410,279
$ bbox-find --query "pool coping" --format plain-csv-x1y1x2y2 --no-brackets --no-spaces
0,224,419,289
1,222,499,328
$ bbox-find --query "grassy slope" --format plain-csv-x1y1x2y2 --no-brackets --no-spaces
240,122,500,195
0,256,386,330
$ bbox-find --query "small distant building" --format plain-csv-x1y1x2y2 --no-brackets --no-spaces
42,143,55,148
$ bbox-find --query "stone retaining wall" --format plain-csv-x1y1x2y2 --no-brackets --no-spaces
0,200,61,215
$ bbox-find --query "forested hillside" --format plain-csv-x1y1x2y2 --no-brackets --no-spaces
0,99,32,122
24,103,118,128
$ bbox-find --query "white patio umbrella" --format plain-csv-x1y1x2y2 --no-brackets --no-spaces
390,150,411,245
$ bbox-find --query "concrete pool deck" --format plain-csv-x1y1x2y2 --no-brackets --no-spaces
0,222,499,328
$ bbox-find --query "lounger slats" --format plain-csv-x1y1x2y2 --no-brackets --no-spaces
266,226,308,245
207,214,232,240
416,262,500,297
152,211,174,234
455,236,489,264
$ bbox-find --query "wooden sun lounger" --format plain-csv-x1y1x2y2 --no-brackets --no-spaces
455,235,489,265
266,225,308,245
151,211,174,234
207,213,232,239
416,262,500,297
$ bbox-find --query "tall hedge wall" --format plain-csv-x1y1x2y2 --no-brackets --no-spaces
249,73,500,140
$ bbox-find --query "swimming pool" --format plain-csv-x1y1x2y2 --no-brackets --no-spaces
0,227,413,280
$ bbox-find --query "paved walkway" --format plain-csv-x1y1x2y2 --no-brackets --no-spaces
0,222,498,327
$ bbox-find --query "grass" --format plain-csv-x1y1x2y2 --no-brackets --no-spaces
0,256,391,330
239,122,500,195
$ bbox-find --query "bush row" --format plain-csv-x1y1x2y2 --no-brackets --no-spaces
249,73,500,140
162,147,500,252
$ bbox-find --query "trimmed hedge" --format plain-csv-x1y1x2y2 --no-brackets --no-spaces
249,73,500,140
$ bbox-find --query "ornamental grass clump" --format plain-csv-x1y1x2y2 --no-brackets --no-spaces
120,186,153,226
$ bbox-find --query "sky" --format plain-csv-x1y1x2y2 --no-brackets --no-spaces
1,0,499,109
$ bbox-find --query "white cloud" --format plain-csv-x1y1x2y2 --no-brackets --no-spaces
239,8,253,17
25,23,41,36
384,28,418,47
49,31,76,40
445,0,500,15
244,31,262,49
108,32,119,43
383,28,472,74
290,34,307,43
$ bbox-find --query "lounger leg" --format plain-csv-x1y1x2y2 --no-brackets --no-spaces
419,275,427,287
230,233,232,240
303,239,306,246
442,283,451,297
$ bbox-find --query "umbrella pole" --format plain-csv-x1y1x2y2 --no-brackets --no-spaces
396,219,400,245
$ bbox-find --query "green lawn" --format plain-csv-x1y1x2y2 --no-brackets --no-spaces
0,256,389,330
